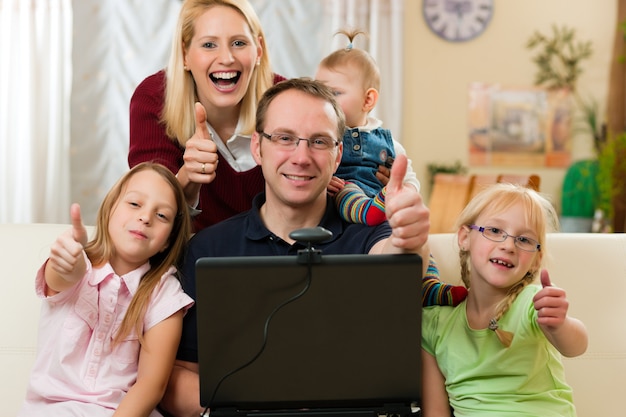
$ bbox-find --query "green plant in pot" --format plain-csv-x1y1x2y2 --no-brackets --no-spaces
426,160,467,195
526,25,593,92
526,25,601,231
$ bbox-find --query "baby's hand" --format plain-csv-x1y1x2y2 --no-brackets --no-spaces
533,269,569,329
376,165,391,186
49,204,88,285
327,176,346,196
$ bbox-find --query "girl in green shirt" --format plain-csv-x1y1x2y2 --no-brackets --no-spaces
421,183,588,417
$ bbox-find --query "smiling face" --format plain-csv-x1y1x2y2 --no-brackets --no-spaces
183,5,262,114
251,89,343,212
458,201,542,293
107,170,178,275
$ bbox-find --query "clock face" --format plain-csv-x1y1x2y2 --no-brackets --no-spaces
423,0,494,42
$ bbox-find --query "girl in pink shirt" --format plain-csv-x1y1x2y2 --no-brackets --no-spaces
19,162,194,417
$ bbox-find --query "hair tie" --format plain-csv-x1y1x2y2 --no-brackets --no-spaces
489,318,514,347
345,42,353,51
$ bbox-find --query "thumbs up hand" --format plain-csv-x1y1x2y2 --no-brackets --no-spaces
533,269,569,329
46,204,89,292
70,203,89,247
182,102,219,184
382,154,430,253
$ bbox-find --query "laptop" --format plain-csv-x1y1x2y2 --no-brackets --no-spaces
194,251,423,417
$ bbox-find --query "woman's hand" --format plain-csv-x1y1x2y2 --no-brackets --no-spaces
175,103,219,206
182,102,219,185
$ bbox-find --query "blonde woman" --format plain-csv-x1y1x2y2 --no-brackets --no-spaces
129,0,285,232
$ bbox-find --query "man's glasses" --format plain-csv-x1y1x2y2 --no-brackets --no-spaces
260,132,339,151
469,225,541,252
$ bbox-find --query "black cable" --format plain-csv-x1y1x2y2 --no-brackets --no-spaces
207,255,314,409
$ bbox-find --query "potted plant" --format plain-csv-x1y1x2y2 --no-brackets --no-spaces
426,160,467,196
526,25,600,231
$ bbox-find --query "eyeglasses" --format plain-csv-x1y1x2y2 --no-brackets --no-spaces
260,132,339,151
469,225,541,252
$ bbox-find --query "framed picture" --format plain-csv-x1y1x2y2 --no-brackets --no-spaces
468,83,571,167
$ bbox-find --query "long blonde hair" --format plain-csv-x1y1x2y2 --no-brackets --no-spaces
85,162,192,344
319,29,380,92
455,183,559,346
162,0,275,144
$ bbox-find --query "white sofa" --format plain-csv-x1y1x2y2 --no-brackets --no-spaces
1,224,625,416
1,224,93,416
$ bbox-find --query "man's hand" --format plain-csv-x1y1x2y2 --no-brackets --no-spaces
383,154,430,253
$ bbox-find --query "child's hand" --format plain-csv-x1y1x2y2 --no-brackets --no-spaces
533,269,588,357
327,176,345,196
533,269,568,329
49,203,88,285
376,165,391,186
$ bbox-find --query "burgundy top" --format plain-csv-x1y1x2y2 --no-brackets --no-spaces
128,70,286,231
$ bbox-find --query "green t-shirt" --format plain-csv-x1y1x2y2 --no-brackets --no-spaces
422,285,577,417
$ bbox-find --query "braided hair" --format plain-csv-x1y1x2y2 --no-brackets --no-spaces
455,183,558,346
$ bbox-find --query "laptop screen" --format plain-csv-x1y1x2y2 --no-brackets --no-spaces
194,253,423,415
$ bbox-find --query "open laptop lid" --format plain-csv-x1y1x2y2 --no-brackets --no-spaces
195,253,422,417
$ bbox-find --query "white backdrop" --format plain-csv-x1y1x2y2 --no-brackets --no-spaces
1,0,403,225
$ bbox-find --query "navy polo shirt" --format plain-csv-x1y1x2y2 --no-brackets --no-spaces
177,193,392,362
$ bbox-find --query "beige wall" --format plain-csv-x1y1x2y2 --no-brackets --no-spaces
402,0,616,212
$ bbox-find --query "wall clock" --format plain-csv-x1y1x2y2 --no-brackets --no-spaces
423,0,494,43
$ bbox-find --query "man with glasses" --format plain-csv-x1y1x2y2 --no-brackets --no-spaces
161,78,432,417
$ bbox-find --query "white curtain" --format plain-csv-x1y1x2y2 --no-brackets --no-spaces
251,0,326,79
0,0,73,224
322,0,405,141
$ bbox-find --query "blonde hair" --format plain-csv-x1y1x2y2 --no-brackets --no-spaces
85,162,192,345
319,29,380,92
455,183,559,346
162,0,275,144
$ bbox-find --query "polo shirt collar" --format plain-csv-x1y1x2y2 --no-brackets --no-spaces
245,193,345,244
